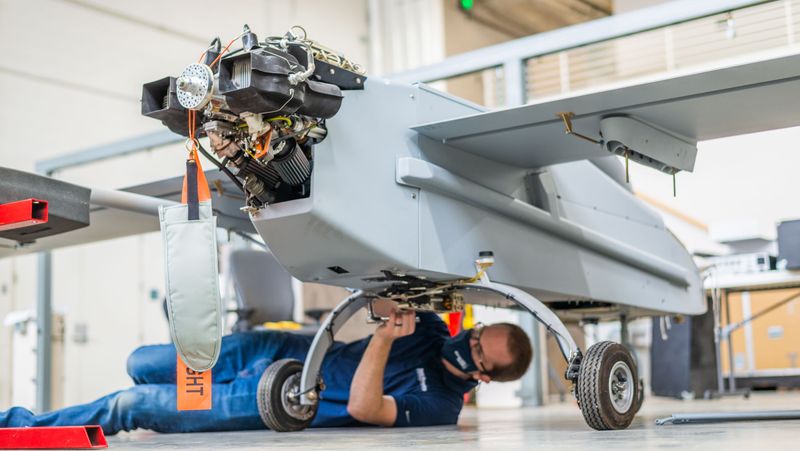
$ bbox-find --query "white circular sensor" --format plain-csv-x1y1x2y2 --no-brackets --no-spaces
176,63,214,110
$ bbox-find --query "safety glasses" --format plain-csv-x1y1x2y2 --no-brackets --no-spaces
470,323,495,378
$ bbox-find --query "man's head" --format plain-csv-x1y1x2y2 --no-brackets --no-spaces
441,323,533,383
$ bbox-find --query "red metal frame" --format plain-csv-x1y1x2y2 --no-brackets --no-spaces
0,426,107,449
0,198,49,232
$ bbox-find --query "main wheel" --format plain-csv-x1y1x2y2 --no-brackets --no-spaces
257,359,318,432
634,378,645,414
576,341,639,430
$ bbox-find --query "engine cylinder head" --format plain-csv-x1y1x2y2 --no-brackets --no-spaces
232,58,252,89
272,143,311,186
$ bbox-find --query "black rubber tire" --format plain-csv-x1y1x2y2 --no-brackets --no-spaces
621,344,645,414
634,378,644,414
576,341,639,430
257,359,318,432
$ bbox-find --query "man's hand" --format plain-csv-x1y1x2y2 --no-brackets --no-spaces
347,308,416,426
374,309,416,342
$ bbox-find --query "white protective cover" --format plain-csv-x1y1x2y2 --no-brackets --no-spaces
159,201,222,371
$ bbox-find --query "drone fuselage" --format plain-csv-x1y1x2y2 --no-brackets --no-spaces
251,79,705,321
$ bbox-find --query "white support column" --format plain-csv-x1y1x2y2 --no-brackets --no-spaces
503,58,525,107
786,0,796,46
664,27,676,71
35,252,52,413
558,51,570,94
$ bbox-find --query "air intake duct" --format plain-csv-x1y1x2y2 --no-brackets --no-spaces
141,77,189,136
238,157,281,190
271,142,311,186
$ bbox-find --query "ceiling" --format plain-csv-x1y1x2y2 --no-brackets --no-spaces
457,0,614,38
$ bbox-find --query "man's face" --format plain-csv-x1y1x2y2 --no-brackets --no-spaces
468,325,514,383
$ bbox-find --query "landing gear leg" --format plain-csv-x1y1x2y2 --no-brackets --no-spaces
258,291,370,432
463,280,639,430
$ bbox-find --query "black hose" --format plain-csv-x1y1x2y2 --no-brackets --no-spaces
234,230,268,249
196,143,246,194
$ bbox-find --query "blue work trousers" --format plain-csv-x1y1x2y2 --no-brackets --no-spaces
0,331,313,434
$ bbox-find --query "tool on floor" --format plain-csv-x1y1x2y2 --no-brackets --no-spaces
0,425,107,449
656,410,800,425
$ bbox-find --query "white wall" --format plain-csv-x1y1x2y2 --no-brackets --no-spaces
0,256,38,409
0,0,368,410
367,0,445,75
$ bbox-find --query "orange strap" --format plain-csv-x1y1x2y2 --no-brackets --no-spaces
176,357,212,411
182,108,211,204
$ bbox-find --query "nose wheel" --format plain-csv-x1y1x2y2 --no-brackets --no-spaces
257,359,318,432
576,341,640,430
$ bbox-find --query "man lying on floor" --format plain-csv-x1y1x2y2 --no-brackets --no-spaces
0,302,533,434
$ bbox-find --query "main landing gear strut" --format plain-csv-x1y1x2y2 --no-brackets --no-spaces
260,279,640,431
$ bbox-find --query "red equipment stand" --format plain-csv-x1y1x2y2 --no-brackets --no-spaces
0,198,49,231
0,426,108,449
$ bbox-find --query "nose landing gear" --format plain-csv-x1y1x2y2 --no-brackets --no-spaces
257,359,318,432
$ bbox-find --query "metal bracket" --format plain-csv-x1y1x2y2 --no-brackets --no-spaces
556,112,602,145
565,350,583,381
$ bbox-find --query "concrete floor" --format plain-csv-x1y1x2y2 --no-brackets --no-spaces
110,392,800,450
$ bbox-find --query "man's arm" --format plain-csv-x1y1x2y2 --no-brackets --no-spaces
347,308,416,426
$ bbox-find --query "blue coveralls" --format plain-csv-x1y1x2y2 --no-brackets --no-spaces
0,313,476,434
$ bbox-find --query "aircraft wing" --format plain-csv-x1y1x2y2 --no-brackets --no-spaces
412,50,800,173
0,169,250,259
